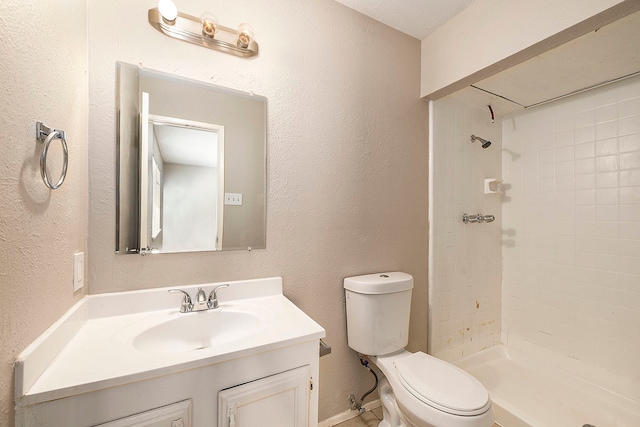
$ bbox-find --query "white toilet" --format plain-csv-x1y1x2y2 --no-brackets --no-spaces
344,272,494,427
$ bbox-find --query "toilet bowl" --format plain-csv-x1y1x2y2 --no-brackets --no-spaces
373,351,493,427
344,272,494,427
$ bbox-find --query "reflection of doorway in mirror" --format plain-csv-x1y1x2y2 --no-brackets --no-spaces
151,157,162,240
118,65,267,255
143,113,225,253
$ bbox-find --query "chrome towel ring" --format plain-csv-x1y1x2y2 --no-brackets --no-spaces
36,122,68,190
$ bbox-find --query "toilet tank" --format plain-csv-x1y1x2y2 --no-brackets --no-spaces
344,272,413,356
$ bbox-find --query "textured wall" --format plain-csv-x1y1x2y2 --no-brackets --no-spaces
502,75,640,401
0,1,88,425
429,98,502,361
87,0,428,421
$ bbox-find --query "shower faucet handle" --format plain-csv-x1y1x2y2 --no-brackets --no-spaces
462,213,482,224
462,213,495,224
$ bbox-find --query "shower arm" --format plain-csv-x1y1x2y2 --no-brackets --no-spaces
471,135,489,145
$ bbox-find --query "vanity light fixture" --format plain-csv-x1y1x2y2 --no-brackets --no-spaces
148,1,259,58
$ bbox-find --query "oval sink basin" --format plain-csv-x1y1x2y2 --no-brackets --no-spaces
133,306,269,353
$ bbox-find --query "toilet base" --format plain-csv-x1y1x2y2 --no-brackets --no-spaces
379,376,404,427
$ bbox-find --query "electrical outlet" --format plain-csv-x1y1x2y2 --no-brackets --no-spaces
73,252,84,292
224,193,243,205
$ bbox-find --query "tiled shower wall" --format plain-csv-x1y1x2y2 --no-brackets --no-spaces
502,76,640,400
429,98,502,361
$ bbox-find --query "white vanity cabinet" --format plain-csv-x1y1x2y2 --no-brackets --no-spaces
15,278,325,427
17,339,319,427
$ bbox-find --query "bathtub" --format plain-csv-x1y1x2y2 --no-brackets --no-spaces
454,345,640,427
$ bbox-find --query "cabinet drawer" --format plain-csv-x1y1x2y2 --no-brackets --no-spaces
94,399,192,427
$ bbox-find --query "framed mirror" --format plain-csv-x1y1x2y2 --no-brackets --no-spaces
116,62,266,254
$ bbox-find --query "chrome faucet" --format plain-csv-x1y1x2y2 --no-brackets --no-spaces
169,284,230,312
193,288,208,311
208,284,229,309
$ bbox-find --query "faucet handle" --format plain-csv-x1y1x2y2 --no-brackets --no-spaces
483,214,496,223
169,289,193,313
208,284,229,309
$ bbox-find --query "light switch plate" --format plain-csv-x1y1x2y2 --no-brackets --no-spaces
73,252,84,292
225,193,243,205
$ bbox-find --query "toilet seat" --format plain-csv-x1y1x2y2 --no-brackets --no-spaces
394,352,491,416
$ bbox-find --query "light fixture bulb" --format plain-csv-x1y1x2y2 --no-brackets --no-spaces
201,12,219,37
158,0,178,24
236,23,254,48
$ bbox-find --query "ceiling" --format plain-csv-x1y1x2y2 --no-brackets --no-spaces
152,124,218,168
471,9,640,109
337,1,640,113
333,0,474,40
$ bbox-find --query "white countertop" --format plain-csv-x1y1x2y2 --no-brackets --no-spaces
15,278,325,407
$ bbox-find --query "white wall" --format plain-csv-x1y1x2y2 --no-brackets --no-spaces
87,0,429,420
502,75,640,401
429,98,502,361
163,164,218,252
0,1,88,425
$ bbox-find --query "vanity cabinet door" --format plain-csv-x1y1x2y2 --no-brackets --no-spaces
94,399,192,427
218,366,311,427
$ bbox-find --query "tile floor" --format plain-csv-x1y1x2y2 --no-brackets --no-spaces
331,406,500,427
332,407,384,427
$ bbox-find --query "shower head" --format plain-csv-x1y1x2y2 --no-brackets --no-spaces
471,135,491,149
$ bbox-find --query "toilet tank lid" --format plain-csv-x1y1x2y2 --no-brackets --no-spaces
343,272,413,294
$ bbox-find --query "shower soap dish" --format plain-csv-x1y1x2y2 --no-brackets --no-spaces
484,178,503,194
